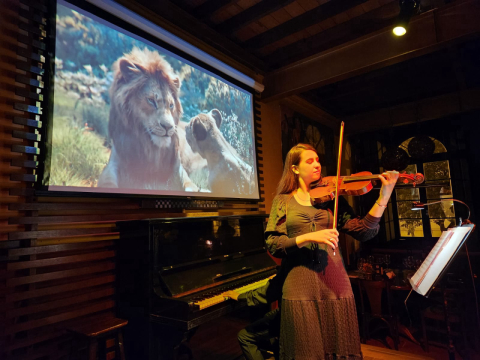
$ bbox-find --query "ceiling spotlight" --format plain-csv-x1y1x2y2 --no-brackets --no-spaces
393,0,420,36
393,26,407,36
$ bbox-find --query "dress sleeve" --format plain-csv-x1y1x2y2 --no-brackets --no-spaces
265,195,299,258
337,196,381,242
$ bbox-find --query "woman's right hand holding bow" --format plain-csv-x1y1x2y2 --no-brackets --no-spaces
296,229,339,250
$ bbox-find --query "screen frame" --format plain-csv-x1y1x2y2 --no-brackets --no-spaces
36,0,262,202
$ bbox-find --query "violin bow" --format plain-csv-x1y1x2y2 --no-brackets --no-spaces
333,121,345,256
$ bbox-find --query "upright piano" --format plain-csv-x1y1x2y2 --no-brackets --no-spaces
115,215,277,359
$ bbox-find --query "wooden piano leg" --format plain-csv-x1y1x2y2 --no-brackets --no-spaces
88,338,98,360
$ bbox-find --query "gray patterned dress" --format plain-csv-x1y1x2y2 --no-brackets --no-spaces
265,194,380,360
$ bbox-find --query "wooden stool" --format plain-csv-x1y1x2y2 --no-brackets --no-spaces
67,317,128,360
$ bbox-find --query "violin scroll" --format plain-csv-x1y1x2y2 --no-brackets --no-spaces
398,172,424,186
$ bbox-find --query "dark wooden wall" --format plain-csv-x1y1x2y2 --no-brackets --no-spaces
0,1,268,358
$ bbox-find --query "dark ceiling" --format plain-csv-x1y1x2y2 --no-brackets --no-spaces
302,37,480,117
121,0,479,120
130,0,413,72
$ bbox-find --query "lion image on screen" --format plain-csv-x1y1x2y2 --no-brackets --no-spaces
185,109,255,196
98,47,202,191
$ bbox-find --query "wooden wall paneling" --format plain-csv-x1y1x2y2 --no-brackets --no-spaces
254,93,266,208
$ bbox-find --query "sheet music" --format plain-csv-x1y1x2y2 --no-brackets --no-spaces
409,226,471,295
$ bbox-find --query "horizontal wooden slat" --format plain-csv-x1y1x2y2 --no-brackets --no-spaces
13,115,42,128
14,102,42,114
15,74,44,88
18,22,46,38
6,262,115,287
37,234,120,246
8,240,113,256
20,0,47,13
10,173,37,182
7,288,115,318
17,34,46,51
0,240,21,250
5,330,62,352
16,47,45,63
18,9,47,25
11,144,40,155
9,188,35,196
10,158,38,168
8,226,117,240
15,60,45,75
7,250,115,270
5,274,115,303
4,300,115,335
10,340,70,360
8,212,189,224
9,202,138,211
15,87,43,101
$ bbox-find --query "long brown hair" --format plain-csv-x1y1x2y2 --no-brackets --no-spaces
276,143,319,195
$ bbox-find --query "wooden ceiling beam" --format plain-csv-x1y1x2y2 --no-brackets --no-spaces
343,88,480,135
215,0,297,35
243,0,369,50
261,0,480,102
280,95,340,128
263,1,399,69
193,0,239,21
118,0,267,74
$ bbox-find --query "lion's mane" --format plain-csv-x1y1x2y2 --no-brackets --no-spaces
98,47,196,191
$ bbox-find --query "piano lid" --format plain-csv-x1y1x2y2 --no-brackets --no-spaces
151,215,269,270
149,215,276,297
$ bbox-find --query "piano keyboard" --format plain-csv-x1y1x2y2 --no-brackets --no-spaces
193,275,275,310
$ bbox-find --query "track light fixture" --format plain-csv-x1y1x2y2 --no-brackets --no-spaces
393,0,421,36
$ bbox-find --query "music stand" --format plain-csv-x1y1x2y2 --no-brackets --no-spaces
409,223,475,360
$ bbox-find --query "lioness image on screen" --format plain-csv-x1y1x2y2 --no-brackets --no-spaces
186,109,255,196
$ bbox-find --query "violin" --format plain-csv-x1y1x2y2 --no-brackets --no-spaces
309,171,425,203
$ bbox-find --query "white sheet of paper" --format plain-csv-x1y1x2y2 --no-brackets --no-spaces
409,226,471,295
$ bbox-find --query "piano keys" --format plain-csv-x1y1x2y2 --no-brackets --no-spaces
193,275,274,310
115,215,277,359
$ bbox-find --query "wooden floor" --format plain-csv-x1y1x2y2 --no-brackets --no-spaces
186,309,472,360
361,344,434,360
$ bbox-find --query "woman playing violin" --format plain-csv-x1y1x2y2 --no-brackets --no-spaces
265,143,399,360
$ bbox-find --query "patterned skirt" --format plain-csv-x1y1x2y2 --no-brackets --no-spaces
279,297,363,360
